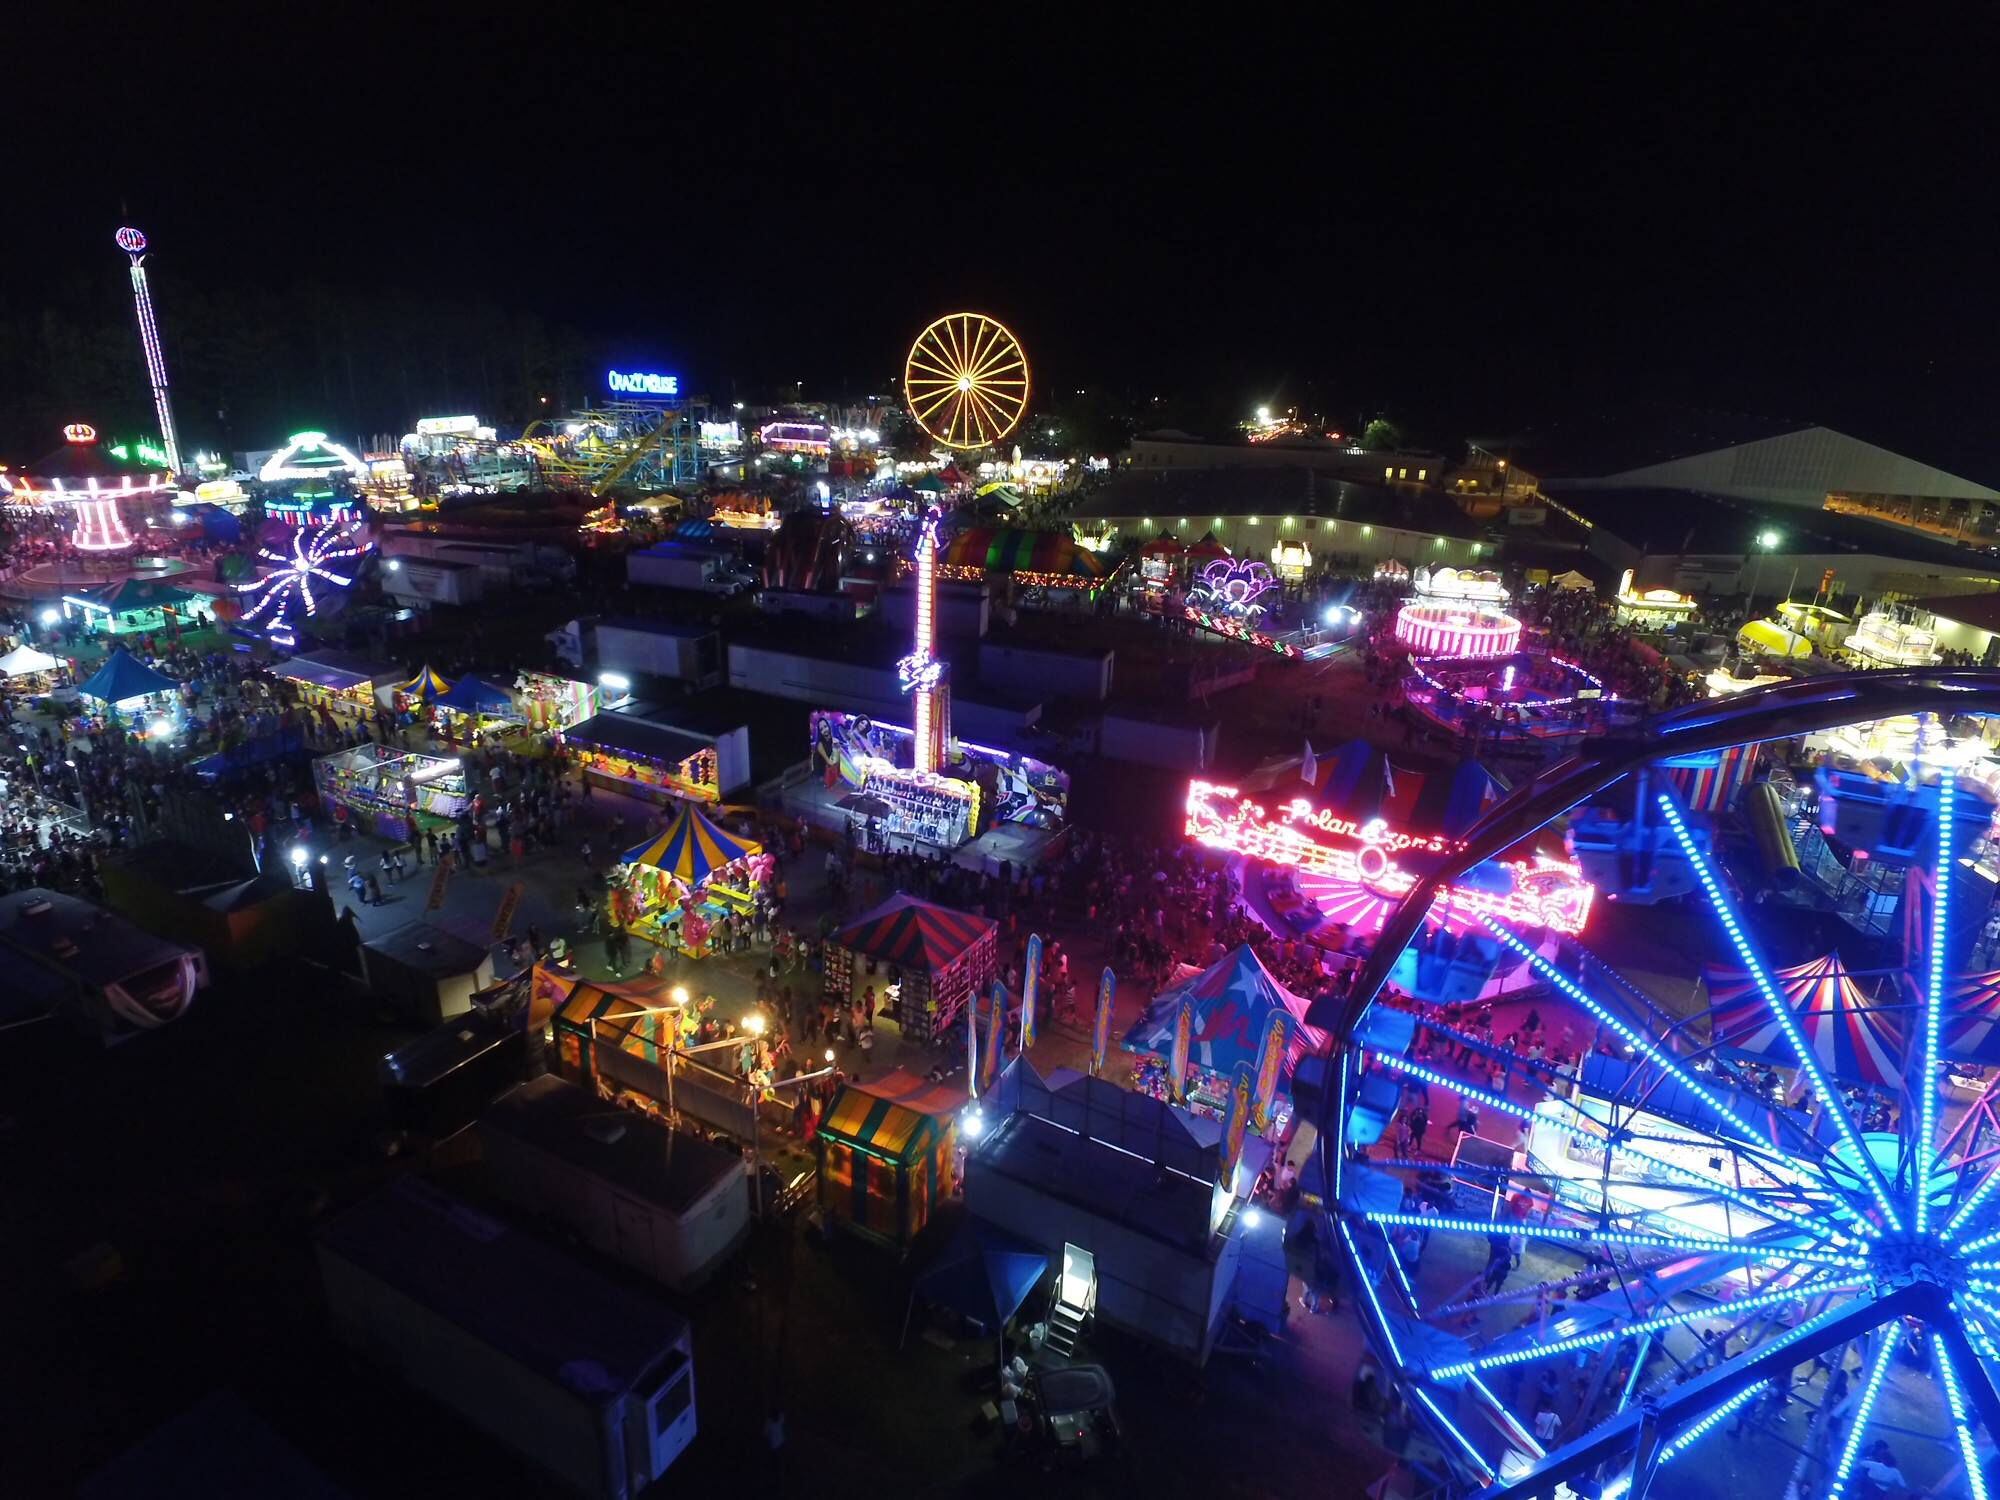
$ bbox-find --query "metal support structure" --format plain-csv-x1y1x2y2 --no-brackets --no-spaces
1471,1279,1934,1499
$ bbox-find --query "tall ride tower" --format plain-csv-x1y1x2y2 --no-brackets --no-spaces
115,227,183,476
898,508,951,773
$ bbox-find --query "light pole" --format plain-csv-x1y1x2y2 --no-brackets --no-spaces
1747,529,1781,608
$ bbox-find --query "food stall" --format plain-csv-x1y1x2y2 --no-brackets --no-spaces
1777,601,1852,651
1844,610,1940,668
1613,569,1699,626
313,743,470,841
612,803,766,957
816,1069,966,1251
1137,534,1184,595
823,894,997,1043
0,644,65,692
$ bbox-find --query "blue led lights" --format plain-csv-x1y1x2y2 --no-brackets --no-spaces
1428,1279,1862,1379
1657,790,1904,1232
1916,772,1956,1234
1360,1210,1869,1269
1657,1379,1770,1462
1824,1325,1900,1500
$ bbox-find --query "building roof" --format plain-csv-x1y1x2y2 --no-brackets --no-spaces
480,1075,743,1217
380,1008,522,1092
1072,467,1483,540
316,1177,688,1400
275,650,396,688
563,711,716,766
1551,486,1997,570
1491,405,1814,479
0,887,199,987
362,920,489,977
1906,593,2000,635
979,1111,1215,1252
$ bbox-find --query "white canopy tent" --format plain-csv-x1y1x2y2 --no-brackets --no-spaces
0,644,63,678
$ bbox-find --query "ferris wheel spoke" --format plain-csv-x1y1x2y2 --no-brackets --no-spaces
961,316,1001,378
961,382,1010,440
1823,1324,1901,1500
906,354,961,384
1428,1277,1865,1380
1362,1051,1865,1248
907,385,960,422
1482,918,1769,1147
1932,1329,1996,1500
1912,771,1956,1233
1656,790,1905,1232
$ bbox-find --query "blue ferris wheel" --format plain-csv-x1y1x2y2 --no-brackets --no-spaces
1327,671,2000,1499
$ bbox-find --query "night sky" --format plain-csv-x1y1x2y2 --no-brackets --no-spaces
8,12,1997,455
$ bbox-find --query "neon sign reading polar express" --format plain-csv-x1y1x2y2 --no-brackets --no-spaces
1183,779,1596,935
606,369,680,397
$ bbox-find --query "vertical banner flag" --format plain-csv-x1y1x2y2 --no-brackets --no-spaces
968,978,981,1098
1168,996,1193,1105
1021,933,1042,1052
980,980,1006,1094
1222,1063,1255,1189
490,881,525,944
424,855,452,913
1090,966,1117,1077
1251,1012,1290,1131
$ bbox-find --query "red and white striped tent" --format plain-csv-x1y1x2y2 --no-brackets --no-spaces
1704,952,1904,1087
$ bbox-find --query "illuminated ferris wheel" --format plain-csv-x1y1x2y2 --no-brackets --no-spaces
903,312,1030,450
1324,672,2000,1498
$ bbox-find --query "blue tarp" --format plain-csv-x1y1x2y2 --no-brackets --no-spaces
78,648,178,705
914,1214,1048,1331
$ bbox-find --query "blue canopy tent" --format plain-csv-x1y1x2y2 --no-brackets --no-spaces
901,1209,1048,1365
78,648,178,706
1123,944,1327,1082
435,675,518,718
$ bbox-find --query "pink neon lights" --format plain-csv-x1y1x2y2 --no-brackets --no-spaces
115,227,147,254
1184,779,1596,935
1184,605,1302,657
1395,602,1521,659
71,496,134,551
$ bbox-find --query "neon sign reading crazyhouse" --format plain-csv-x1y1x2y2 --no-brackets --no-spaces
1183,779,1596,934
606,369,680,396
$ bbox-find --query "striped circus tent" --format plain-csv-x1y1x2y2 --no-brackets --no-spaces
1704,952,1904,1086
621,803,761,885
394,663,453,700
833,894,996,970
941,526,1106,579
1892,969,2000,1065
1660,743,1760,814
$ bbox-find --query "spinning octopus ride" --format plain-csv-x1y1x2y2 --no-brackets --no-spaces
1329,670,2000,1499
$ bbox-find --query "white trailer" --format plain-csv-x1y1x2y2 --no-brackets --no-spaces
317,1177,697,1500
479,1076,752,1292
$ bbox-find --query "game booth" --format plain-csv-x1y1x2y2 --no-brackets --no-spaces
513,671,599,735
271,652,394,727
1121,945,1326,1127
816,1068,967,1251
823,894,999,1043
313,743,470,841
74,648,181,733
563,714,724,805
611,802,768,957
61,576,212,638
428,675,524,747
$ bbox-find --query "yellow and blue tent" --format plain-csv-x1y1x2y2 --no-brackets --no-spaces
395,663,454,699
621,802,761,885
